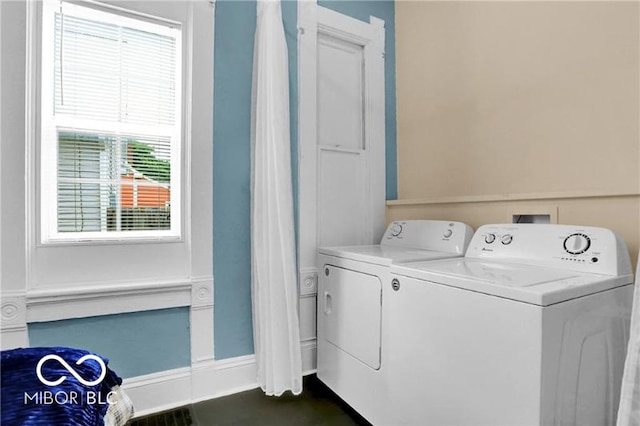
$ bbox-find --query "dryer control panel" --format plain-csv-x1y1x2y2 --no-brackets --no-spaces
467,224,632,276
382,220,474,255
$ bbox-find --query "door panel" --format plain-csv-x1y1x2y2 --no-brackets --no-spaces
317,33,364,150
321,265,382,370
318,149,367,247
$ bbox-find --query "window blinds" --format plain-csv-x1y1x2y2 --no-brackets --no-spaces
48,2,181,236
53,12,177,126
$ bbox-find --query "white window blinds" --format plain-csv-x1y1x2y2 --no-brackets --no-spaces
41,0,182,241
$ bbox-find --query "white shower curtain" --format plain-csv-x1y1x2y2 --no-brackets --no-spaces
250,0,303,396
618,255,640,425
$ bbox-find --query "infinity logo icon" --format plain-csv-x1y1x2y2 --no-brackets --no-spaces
36,354,106,387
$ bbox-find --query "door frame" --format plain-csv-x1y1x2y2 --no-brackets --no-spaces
297,0,386,350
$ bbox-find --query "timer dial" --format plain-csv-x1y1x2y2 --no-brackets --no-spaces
443,229,453,239
390,224,403,237
563,233,591,255
485,233,496,244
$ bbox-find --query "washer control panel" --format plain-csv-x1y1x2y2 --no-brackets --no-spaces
466,224,631,276
382,220,474,255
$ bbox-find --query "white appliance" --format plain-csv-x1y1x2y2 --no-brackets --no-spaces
317,220,474,425
386,224,634,426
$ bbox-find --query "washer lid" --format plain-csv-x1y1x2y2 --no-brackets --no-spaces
391,258,632,306
318,245,461,266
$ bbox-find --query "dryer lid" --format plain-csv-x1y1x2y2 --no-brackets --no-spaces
392,258,632,306
319,245,462,266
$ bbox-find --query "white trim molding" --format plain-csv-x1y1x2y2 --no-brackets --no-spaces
126,350,317,419
386,190,640,207
0,292,28,348
1,276,214,354
301,338,318,375
124,367,193,418
1,292,26,330
190,276,215,364
201,355,260,400
299,267,318,296
26,279,193,323
125,359,256,418
297,0,320,285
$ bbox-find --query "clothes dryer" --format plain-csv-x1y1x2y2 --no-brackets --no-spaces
386,224,634,426
317,220,474,425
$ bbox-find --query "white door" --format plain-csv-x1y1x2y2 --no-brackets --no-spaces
297,2,386,369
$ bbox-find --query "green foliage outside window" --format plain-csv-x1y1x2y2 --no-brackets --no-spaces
128,141,171,183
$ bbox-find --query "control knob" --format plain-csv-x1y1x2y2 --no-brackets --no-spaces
501,234,513,245
485,233,496,244
443,229,453,239
390,224,403,237
563,233,591,255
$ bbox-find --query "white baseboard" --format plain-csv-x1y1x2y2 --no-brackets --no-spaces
0,326,29,349
125,341,318,418
301,339,318,375
124,367,193,418
201,354,260,401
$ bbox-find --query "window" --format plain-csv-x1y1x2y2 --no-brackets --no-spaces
40,0,182,242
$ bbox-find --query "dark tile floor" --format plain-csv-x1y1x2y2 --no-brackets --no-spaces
130,375,371,426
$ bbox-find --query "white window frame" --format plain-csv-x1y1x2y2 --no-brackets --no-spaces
39,0,183,244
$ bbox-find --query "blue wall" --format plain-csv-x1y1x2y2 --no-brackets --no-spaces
28,307,191,378
213,0,258,360
213,0,396,360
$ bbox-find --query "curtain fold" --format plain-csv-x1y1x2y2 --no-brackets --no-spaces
618,254,640,425
250,0,303,397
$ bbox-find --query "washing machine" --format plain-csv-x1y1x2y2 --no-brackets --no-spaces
385,223,634,426
317,220,474,425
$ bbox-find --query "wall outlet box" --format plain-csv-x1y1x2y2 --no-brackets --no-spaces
508,206,558,224
512,214,551,224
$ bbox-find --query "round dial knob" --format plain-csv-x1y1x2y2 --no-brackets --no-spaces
501,234,513,245
563,233,591,255
390,224,403,237
443,229,453,239
485,233,496,244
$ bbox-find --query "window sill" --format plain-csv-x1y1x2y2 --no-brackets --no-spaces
39,234,183,247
